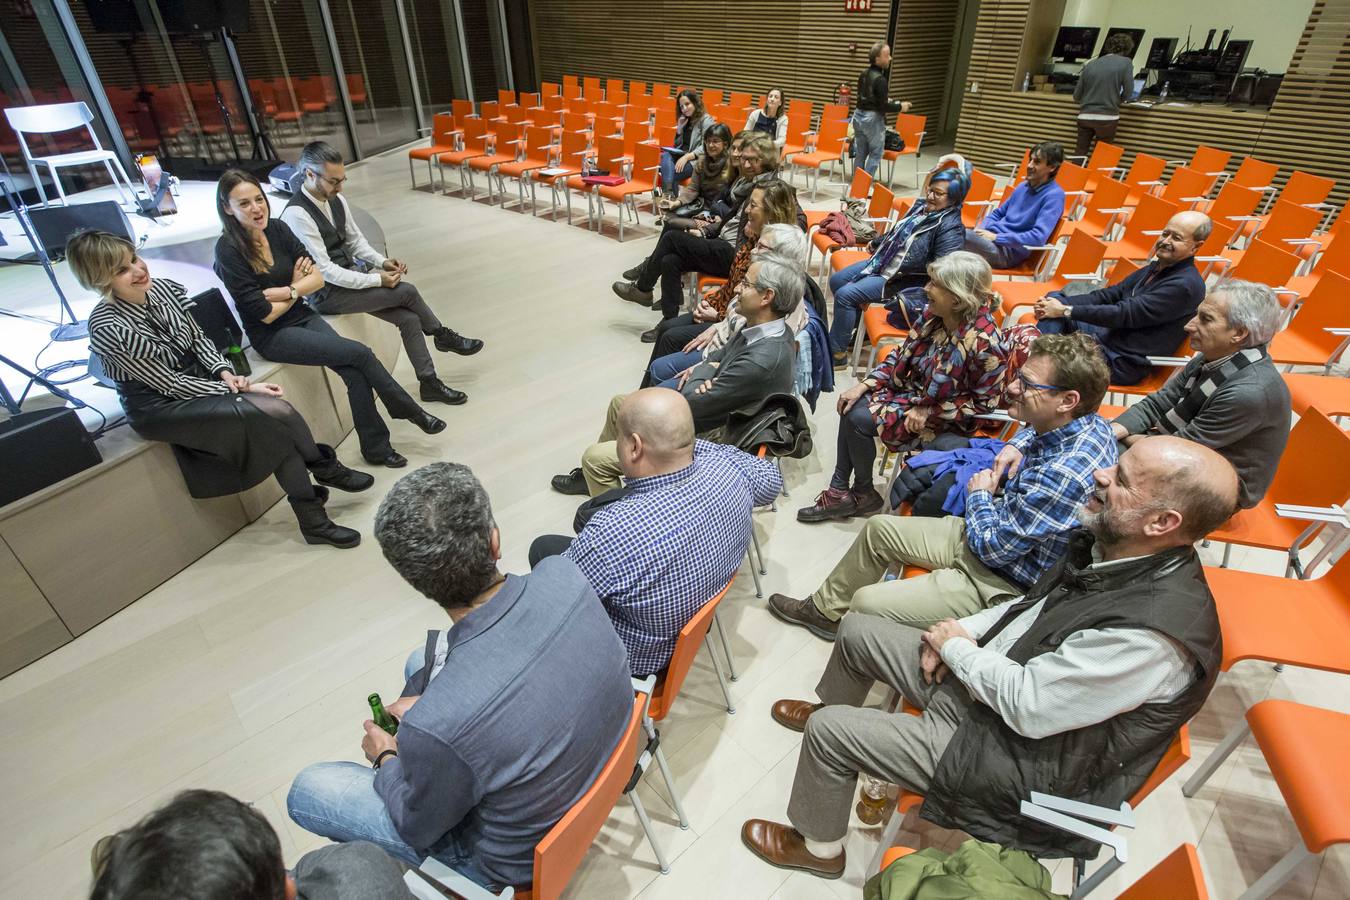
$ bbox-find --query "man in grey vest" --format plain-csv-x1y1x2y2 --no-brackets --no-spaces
741,436,1239,878
280,141,482,407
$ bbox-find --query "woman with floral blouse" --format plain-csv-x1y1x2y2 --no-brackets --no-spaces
799,251,1007,522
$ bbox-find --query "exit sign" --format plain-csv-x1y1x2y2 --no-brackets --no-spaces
844,0,873,9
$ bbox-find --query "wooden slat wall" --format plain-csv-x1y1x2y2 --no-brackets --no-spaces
888,0,961,127
955,0,1350,208
529,0,894,112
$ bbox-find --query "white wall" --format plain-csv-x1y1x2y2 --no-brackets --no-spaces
1061,0,1312,72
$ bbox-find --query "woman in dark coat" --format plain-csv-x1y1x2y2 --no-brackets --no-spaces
72,230,369,548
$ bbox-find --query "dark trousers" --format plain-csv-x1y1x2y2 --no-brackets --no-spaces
1075,117,1119,158
240,392,322,499
253,315,421,461
634,229,736,318
831,396,880,491
529,534,573,568
1035,317,1148,385
312,280,443,381
639,313,714,387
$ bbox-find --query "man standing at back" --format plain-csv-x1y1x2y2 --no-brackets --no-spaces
852,41,912,177
1074,32,1136,157
280,141,482,416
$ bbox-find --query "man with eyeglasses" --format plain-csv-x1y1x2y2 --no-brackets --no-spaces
281,141,482,413
1033,210,1210,385
768,334,1117,641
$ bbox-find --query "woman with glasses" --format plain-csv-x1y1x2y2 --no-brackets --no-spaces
213,169,446,471
827,155,971,365
799,251,1007,523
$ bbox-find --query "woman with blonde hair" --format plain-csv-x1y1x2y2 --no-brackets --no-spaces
799,251,1007,522
73,229,369,548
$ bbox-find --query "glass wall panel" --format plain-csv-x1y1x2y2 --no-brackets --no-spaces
459,0,508,100
328,0,419,154
407,0,469,120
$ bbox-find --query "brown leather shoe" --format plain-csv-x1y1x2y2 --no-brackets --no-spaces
741,819,845,879
768,593,839,640
771,699,823,733
852,486,884,516
797,487,858,523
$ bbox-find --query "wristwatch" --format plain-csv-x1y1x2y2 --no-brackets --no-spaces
289,286,298,302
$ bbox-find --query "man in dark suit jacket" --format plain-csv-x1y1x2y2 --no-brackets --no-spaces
553,256,803,496
1035,211,1211,385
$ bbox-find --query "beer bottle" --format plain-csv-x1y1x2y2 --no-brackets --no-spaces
368,692,398,736
225,345,251,376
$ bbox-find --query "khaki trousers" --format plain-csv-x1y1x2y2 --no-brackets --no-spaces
813,515,1020,627
580,393,627,497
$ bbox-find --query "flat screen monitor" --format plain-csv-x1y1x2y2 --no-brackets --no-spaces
1131,77,1146,100
1053,26,1101,62
1104,27,1146,59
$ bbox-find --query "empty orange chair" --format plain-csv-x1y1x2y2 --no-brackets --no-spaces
805,166,872,233
533,129,593,223
1102,193,1181,262
1268,271,1350,373
539,81,560,97
465,120,522,204
960,168,998,229
703,88,724,107
779,112,811,162
788,116,850,198
1120,152,1169,204
593,138,660,240
1283,372,1350,419
1078,139,1125,192
1157,166,1220,207
727,90,752,109
882,112,926,188
1231,154,1280,195
435,116,491,194
1215,199,1323,269
497,125,556,212
1287,226,1350,299
994,229,1108,321
1061,177,1132,241
1192,181,1262,243
605,77,623,100
1173,144,1232,182
582,75,601,101
1226,239,1303,305
406,112,458,189
650,81,671,99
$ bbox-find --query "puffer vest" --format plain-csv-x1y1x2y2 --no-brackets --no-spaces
919,530,1222,858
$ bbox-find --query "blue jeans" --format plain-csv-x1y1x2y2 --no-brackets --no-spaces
658,149,693,197
287,647,493,888
851,110,885,176
828,260,888,353
650,349,702,386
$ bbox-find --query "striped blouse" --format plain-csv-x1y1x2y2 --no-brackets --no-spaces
88,279,233,399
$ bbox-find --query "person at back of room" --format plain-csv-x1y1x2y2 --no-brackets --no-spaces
213,169,446,470
658,88,718,202
279,140,482,409
745,88,788,150
71,229,369,550
853,40,912,177
1073,31,1136,157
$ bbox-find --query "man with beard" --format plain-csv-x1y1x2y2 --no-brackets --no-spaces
1034,211,1211,385
741,436,1238,878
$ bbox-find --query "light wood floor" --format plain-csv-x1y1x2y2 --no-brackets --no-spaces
3,148,1346,900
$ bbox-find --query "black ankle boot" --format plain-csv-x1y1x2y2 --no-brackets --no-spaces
289,486,361,549
306,444,375,492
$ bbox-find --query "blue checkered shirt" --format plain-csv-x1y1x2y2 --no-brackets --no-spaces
964,414,1118,589
565,440,783,676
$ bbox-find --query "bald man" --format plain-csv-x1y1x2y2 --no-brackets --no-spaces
536,389,782,677
1034,211,1211,385
744,436,1237,877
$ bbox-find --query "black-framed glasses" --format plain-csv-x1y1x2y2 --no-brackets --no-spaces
1014,371,1064,393
317,174,347,187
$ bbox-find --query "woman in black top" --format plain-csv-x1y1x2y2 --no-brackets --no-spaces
70,230,369,548
213,169,444,469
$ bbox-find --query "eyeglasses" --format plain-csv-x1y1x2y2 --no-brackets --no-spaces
1014,371,1064,393
316,174,346,187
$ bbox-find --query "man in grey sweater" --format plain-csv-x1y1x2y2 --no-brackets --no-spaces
1073,32,1136,156
1112,280,1291,508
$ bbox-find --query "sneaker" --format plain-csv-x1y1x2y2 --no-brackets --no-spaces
612,280,655,305
852,487,884,517
551,467,589,495
797,487,858,523
433,328,484,355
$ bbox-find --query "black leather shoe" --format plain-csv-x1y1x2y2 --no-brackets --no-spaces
622,264,644,281
551,467,589,495
307,443,375,492
408,410,447,435
640,327,660,343
433,328,483,355
612,280,654,305
365,450,408,468
419,378,468,405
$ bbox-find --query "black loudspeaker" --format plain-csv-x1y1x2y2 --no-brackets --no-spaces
27,200,135,260
186,287,244,352
1146,37,1178,69
0,408,103,507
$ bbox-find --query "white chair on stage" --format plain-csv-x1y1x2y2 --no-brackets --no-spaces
3,101,138,207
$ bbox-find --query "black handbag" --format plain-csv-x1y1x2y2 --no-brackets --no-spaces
884,129,905,152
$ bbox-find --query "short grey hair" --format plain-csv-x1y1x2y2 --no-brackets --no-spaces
869,40,889,63
927,250,994,322
751,255,803,317
759,223,807,268
374,463,499,610
1213,278,1282,347
297,140,344,175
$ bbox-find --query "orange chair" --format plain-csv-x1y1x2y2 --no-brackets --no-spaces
727,90,752,109
591,137,658,240
620,103,650,139
417,690,653,898
406,112,458,189
497,125,557,212
787,115,849,198
435,116,491,195
1102,193,1181,262
991,215,1069,281
539,81,560,98
881,112,926,188
532,130,593,223
465,121,522,204
1157,166,1220,207
1231,154,1280,197
1062,177,1132,241
605,77,624,100
1287,227,1350,299
1214,199,1323,269
1119,152,1169,205
1172,144,1232,183
994,229,1108,321
1224,239,1304,306
960,168,999,229
850,303,908,376
1078,139,1126,193
805,166,872,233
811,183,893,277
1208,410,1350,572
1283,372,1350,419
1184,699,1350,899
780,111,812,162
582,75,601,100
1268,272,1350,372
650,81,671,100
1192,181,1263,244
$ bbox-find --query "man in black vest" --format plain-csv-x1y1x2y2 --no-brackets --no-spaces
741,436,1239,878
280,141,482,407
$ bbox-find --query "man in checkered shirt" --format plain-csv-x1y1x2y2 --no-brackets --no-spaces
547,388,782,677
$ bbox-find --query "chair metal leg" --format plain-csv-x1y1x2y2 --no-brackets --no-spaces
706,635,736,714
49,163,70,205
776,457,789,498
1220,542,1233,568
27,162,50,206
645,718,690,828
408,155,416,187
628,791,671,875
712,609,738,682
751,529,767,575
107,156,138,205
867,805,906,875
1182,718,1252,797
745,546,763,599
1236,844,1314,900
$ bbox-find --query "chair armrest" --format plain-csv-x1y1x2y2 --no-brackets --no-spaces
1095,165,1121,175
1273,287,1300,297
1064,190,1089,196
1064,154,1088,164
1099,207,1133,214
1284,238,1321,245
977,411,1016,422
1022,245,1058,251
966,200,999,208
1323,327,1350,335
1302,202,1333,208
862,216,892,223
1227,215,1265,222
1182,195,1208,202
1141,229,1163,235
1274,504,1350,527
1061,274,1102,281
1146,355,1192,366
1137,179,1165,186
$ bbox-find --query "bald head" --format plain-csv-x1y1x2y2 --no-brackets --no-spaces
1155,211,1211,265
1139,437,1239,540
616,388,696,476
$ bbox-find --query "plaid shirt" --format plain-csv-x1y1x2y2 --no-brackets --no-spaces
565,440,782,676
964,414,1118,589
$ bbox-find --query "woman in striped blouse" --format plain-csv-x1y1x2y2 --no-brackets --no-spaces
70,230,370,549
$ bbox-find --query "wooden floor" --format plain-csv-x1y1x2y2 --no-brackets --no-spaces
3,147,1346,900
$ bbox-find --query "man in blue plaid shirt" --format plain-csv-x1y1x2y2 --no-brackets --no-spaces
551,388,782,676
770,334,1118,640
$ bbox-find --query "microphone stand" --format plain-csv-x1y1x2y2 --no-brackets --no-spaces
0,154,87,342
